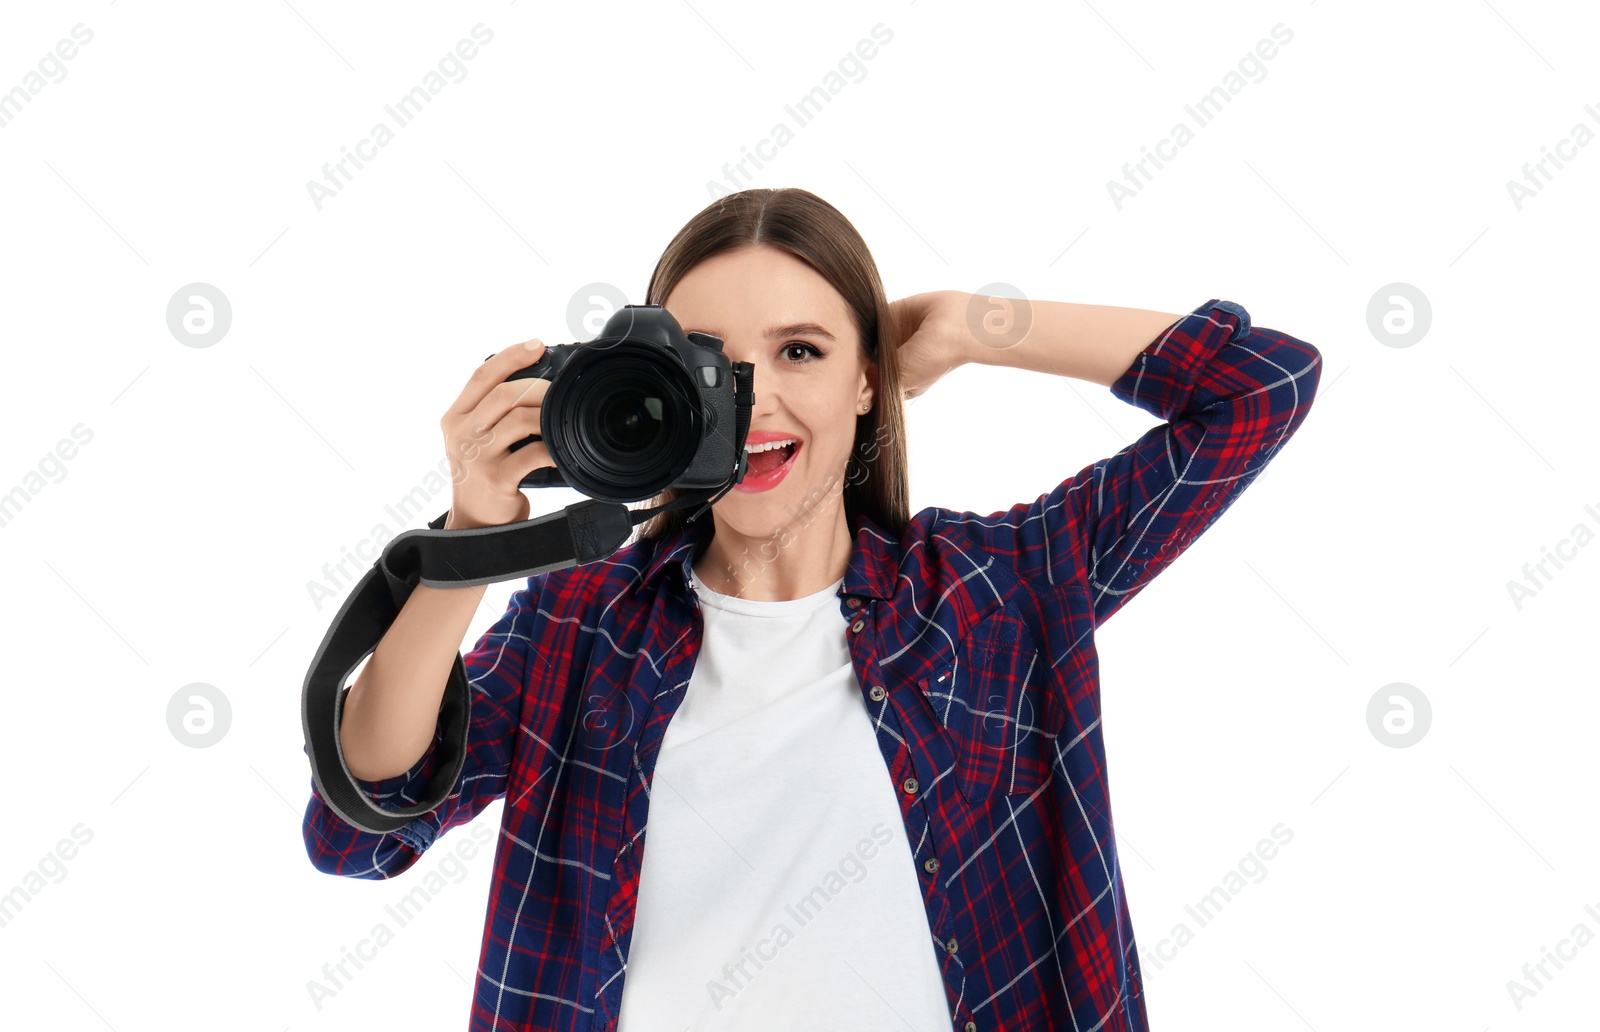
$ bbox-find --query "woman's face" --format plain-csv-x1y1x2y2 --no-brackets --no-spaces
663,243,875,536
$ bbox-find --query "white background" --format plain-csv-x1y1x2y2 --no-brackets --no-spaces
1,0,1595,1029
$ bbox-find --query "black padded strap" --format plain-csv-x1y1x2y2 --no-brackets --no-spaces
301,495,706,834
302,360,754,835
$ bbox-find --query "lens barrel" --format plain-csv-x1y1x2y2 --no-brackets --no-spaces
543,340,701,502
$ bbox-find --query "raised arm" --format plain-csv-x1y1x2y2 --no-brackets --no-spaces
943,296,1322,626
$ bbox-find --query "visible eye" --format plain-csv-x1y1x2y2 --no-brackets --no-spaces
782,341,823,363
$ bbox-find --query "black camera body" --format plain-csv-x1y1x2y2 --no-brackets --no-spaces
496,304,750,504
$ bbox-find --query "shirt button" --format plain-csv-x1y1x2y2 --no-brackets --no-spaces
924,857,939,874
964,1023,978,1032
846,597,861,608
902,776,920,795
868,685,885,702
945,936,959,954
850,618,865,633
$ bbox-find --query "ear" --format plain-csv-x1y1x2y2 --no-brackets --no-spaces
859,358,878,409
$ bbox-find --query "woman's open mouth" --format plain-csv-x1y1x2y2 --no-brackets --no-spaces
734,437,801,493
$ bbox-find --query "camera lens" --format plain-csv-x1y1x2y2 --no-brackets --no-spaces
547,341,699,502
598,390,665,454
583,374,677,478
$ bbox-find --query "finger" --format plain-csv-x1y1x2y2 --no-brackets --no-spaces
508,437,554,478
451,347,552,445
444,338,547,420
457,391,541,466
484,403,544,457
470,375,550,447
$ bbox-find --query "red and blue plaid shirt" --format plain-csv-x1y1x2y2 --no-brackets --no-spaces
304,298,1322,1031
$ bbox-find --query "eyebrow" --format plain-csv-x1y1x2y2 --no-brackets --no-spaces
690,322,837,342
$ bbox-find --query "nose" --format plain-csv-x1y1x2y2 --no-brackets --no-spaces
745,366,780,417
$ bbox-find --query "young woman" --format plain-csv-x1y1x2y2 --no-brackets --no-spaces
305,187,1323,1032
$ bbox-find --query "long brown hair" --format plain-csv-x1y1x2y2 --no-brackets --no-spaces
629,187,910,545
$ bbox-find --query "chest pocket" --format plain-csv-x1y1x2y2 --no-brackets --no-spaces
921,602,1055,805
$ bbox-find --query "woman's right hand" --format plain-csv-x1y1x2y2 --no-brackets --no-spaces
440,339,557,530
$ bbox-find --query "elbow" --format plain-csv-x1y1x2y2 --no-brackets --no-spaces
302,798,353,876
1289,339,1324,429
1253,329,1323,434
301,825,414,880
1299,339,1324,396
302,796,382,879
302,792,430,879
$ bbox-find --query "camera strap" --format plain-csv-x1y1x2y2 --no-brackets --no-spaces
301,362,754,835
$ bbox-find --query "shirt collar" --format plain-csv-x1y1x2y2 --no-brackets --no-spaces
639,504,899,602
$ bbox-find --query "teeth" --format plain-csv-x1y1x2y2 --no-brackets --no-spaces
744,438,797,454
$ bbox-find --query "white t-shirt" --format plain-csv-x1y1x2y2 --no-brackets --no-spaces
615,566,952,1031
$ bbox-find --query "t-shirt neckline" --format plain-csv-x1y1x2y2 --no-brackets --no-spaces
687,567,846,617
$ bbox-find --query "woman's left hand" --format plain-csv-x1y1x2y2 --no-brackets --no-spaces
886,290,975,401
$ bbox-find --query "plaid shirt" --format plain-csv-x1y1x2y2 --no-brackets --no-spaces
303,298,1322,1031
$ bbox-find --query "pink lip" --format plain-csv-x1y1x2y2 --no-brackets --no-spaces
733,437,801,493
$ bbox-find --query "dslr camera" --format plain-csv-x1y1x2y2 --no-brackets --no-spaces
491,304,750,504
